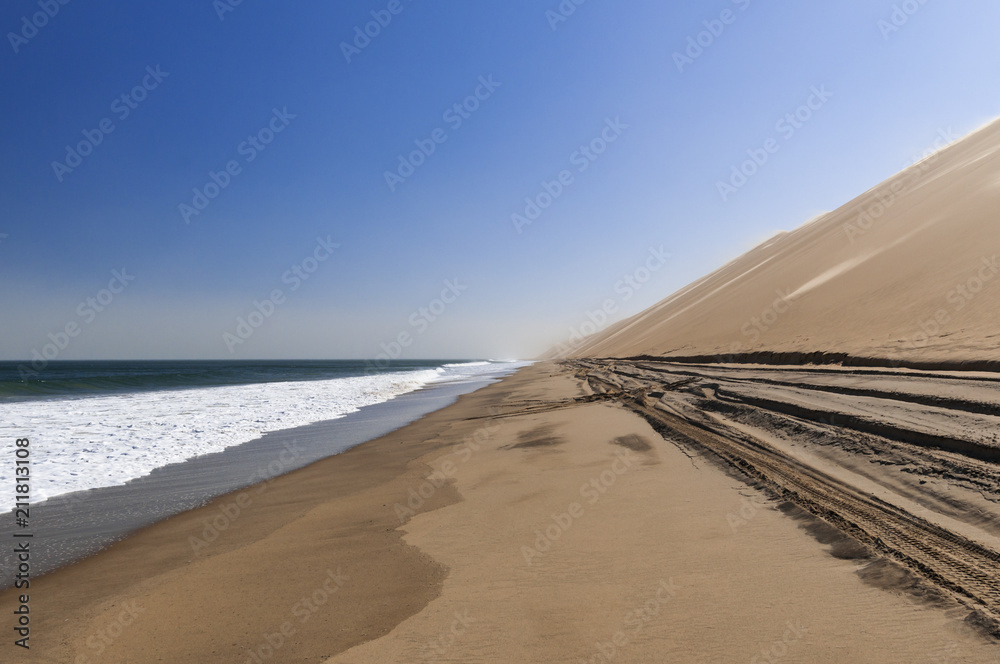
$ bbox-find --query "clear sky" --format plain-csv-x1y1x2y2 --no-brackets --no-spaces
2,1,999,361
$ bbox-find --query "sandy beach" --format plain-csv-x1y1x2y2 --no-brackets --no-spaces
8,3,1000,662
7,120,1000,663
4,362,998,662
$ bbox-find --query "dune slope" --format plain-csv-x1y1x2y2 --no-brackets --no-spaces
568,120,1000,367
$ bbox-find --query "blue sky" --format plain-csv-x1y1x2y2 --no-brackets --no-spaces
2,0,999,360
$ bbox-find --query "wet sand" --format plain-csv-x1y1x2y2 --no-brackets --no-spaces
3,363,997,663
0,376,497,588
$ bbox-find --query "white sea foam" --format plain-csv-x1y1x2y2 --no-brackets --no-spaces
1,362,529,503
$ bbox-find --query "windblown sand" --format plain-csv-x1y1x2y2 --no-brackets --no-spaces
3,364,996,662
566,119,1000,368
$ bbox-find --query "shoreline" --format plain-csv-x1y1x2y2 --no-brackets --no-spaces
0,366,508,662
0,369,514,589
2,362,997,662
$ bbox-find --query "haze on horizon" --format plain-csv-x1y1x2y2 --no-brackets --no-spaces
2,1,999,361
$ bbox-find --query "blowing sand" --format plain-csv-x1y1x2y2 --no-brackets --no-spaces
565,119,1000,368
4,363,997,662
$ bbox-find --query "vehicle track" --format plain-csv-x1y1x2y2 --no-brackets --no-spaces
630,361,1000,417
572,359,1000,636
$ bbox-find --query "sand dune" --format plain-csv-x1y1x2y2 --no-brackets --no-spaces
567,119,1000,367
7,116,1000,664
7,364,999,662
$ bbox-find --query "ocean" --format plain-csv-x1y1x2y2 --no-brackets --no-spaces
0,359,527,504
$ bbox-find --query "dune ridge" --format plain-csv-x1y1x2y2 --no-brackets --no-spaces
566,119,1000,365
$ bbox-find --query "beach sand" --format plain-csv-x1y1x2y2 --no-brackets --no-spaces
4,363,997,662
564,119,1000,369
